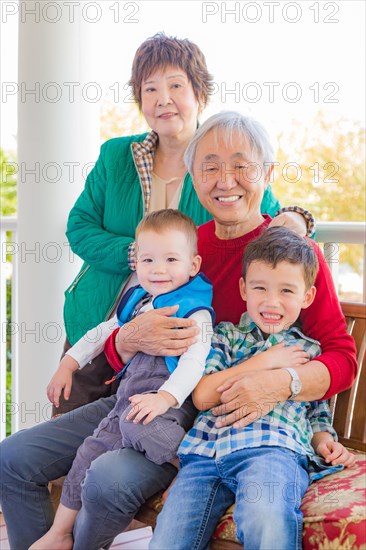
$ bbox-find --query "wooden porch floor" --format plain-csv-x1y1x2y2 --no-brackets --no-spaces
0,513,152,549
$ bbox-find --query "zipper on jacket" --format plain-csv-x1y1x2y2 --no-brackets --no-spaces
177,172,189,209
130,143,146,214
102,144,144,322
103,273,134,321
68,264,90,293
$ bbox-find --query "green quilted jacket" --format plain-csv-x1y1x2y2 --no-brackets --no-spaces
64,132,281,344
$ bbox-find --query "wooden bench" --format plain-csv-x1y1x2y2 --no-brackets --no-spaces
135,301,366,549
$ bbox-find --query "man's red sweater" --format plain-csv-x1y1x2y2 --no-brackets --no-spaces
105,218,357,399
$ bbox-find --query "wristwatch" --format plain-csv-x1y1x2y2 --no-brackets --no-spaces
284,368,302,399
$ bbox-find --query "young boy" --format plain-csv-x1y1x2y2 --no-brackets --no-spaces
150,226,355,550
30,209,214,550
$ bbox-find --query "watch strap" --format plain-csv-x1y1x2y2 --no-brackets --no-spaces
284,367,301,399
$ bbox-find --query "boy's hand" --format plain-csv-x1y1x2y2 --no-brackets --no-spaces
47,355,79,408
316,440,356,468
127,391,177,425
264,342,309,369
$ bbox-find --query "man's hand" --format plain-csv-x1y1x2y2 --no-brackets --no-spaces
212,369,288,428
269,212,307,237
263,343,309,369
316,440,356,468
127,390,177,425
116,305,200,363
47,355,79,408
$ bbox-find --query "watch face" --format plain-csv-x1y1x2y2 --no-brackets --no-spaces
291,380,302,395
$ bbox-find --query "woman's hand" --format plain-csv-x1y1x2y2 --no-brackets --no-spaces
115,305,200,363
47,355,79,408
269,211,307,236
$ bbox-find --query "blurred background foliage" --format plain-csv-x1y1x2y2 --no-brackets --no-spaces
1,149,17,215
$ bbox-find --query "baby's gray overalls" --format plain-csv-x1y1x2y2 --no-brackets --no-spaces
61,351,197,510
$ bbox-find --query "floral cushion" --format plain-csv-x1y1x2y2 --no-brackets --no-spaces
301,450,366,549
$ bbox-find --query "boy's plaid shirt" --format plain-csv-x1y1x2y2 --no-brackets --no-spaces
179,312,337,465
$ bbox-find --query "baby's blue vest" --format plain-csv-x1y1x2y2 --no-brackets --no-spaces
116,273,214,375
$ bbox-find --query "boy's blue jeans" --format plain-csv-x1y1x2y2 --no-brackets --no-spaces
150,446,309,550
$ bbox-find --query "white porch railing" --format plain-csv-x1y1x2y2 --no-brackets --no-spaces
315,222,366,301
1,216,365,439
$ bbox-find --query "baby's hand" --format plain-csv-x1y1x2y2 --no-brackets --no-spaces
47,355,79,408
127,391,177,425
317,440,356,468
264,342,309,369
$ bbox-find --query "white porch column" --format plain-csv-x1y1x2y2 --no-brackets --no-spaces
16,1,100,430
